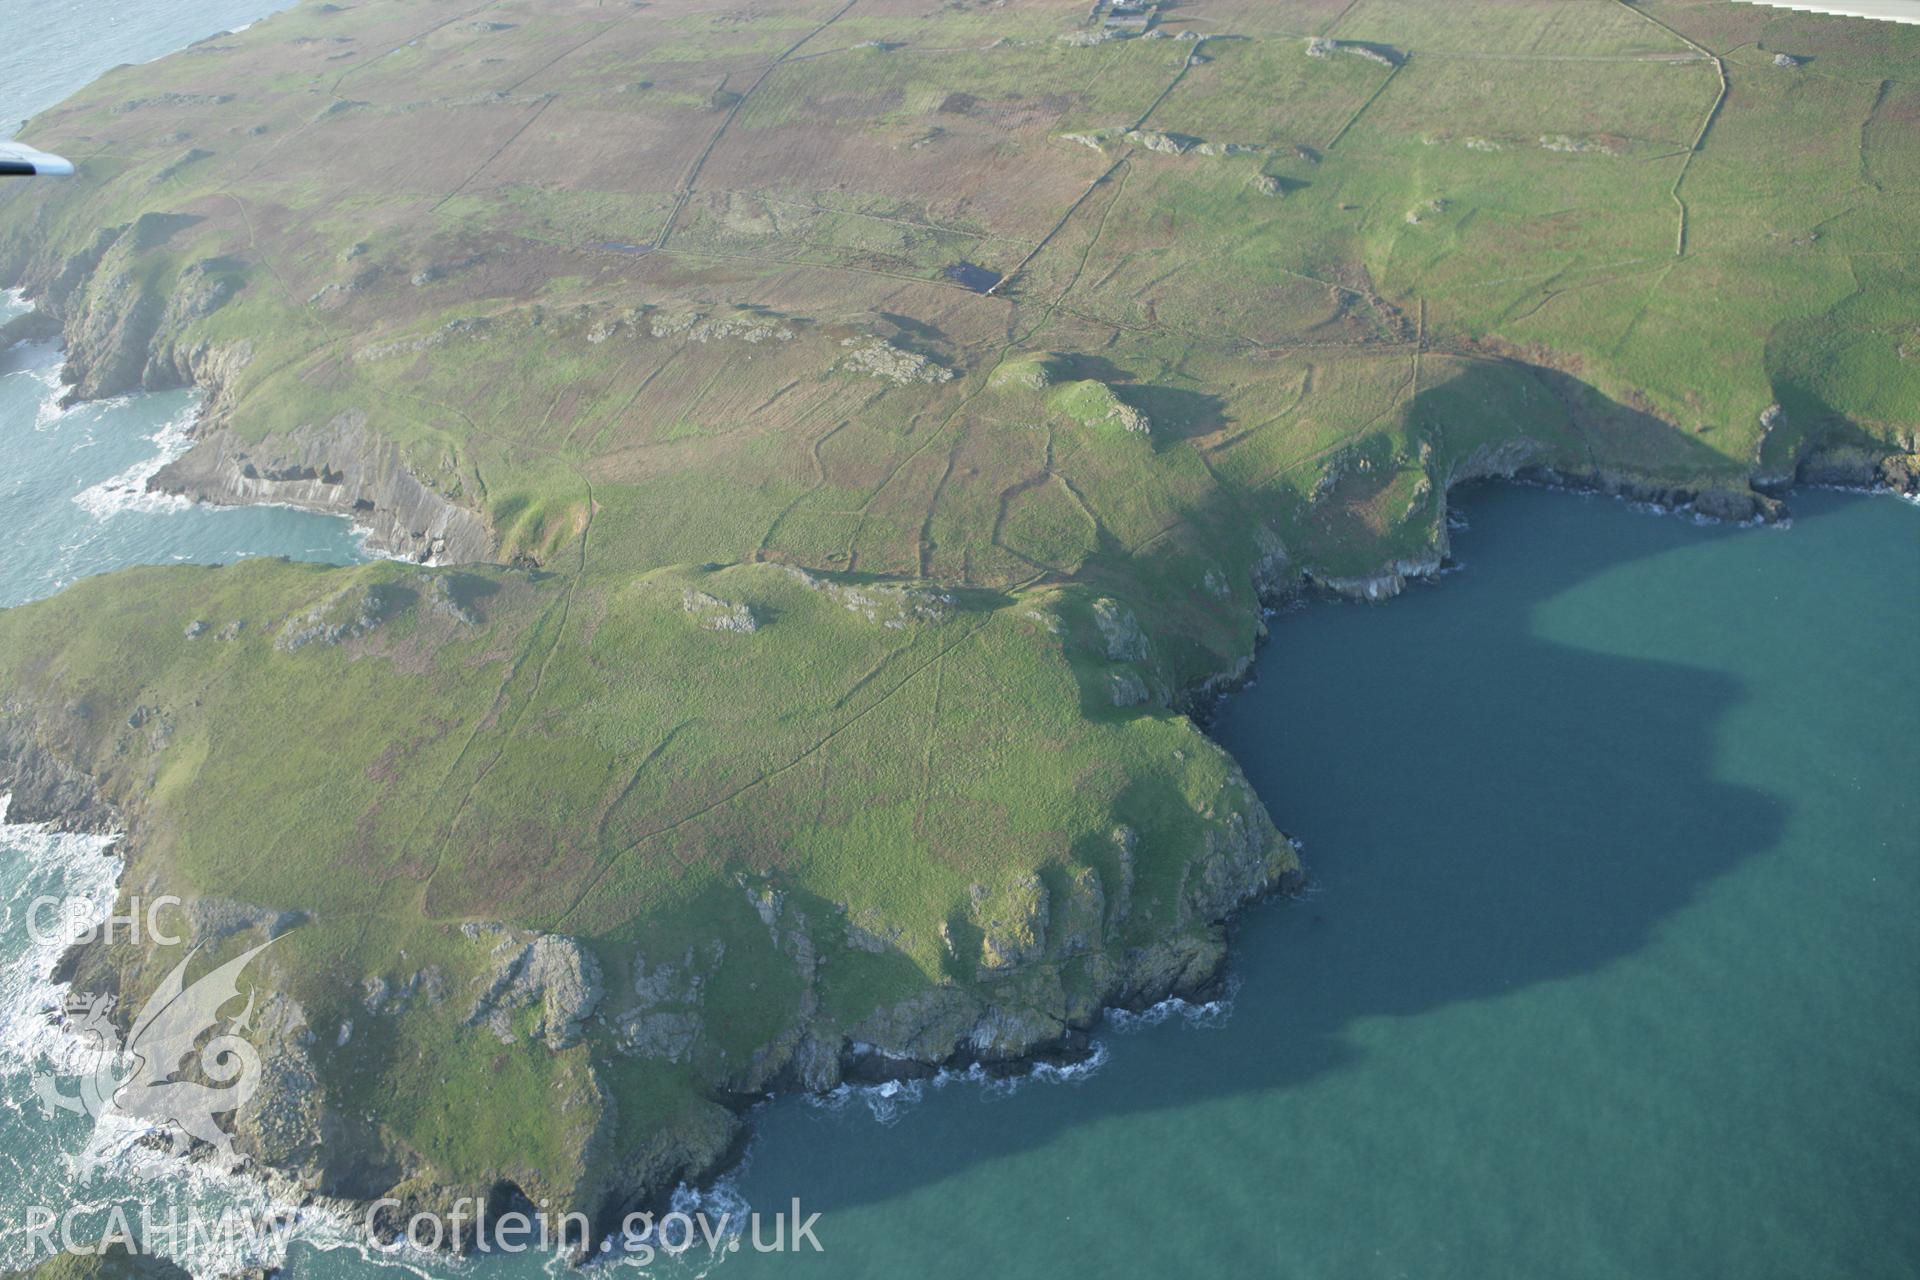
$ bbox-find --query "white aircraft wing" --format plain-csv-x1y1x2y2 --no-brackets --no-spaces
0,141,75,177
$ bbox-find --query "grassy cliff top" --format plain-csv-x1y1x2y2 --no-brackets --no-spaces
0,0,1915,1230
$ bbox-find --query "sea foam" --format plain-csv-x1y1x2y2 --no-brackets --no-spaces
70,399,197,518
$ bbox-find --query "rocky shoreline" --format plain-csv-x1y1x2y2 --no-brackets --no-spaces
8,296,1917,1253
146,412,492,566
1301,453,1918,603
6,224,1918,1265
0,727,1302,1261
1,228,489,567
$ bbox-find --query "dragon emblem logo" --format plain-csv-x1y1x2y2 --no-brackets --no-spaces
31,940,275,1179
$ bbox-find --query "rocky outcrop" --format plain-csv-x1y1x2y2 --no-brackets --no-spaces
0,306,61,347
234,994,329,1184
56,265,169,404
1092,597,1148,659
274,582,399,651
1796,443,1920,495
150,411,492,564
616,943,724,1063
972,874,1050,973
466,933,604,1050
1309,549,1445,602
0,713,118,834
681,590,758,633
3,219,495,566
1512,461,1787,524
777,771,1296,1087
838,337,954,385
183,897,304,944
1304,485,1458,599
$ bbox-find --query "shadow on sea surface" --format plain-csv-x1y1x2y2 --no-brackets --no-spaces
738,483,1797,1216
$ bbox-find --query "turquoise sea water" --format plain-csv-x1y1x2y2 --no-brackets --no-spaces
0,311,367,609
713,485,1920,1280
0,0,293,141
5,457,1915,1276
2,4,1918,1277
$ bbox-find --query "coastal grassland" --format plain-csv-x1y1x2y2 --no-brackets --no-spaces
1,0,1917,1223
667,40,1179,277
1329,0,1695,56
0,547,1279,1206
1136,34,1391,147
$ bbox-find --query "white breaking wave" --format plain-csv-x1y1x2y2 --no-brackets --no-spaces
1105,978,1240,1034
4,346,72,433
0,798,406,1278
70,399,197,518
0,795,122,1081
807,983,1245,1127
812,1040,1115,1126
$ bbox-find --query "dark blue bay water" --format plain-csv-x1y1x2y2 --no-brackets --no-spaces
695,486,1919,1280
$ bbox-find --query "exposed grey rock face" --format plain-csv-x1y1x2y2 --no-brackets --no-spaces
362,967,446,1014
1092,597,1148,660
839,337,954,385
782,566,956,626
1691,488,1767,522
1183,802,1287,926
1109,668,1150,707
1126,129,1197,155
617,1011,703,1062
58,266,166,403
153,256,236,337
13,220,237,406
838,795,1291,1068
116,92,235,114
467,934,604,1050
965,1004,1063,1058
849,986,981,1062
234,994,327,1181
275,583,398,652
353,312,487,358
151,409,492,564
971,874,1049,973
1108,824,1138,928
786,1032,843,1092
1311,549,1445,601
616,941,728,1062
844,908,903,954
425,576,479,625
0,713,116,833
1121,931,1230,1004
1798,444,1920,495
0,306,61,346
651,311,794,344
682,590,758,633
1054,865,1106,955
184,897,303,944
1447,438,1544,490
